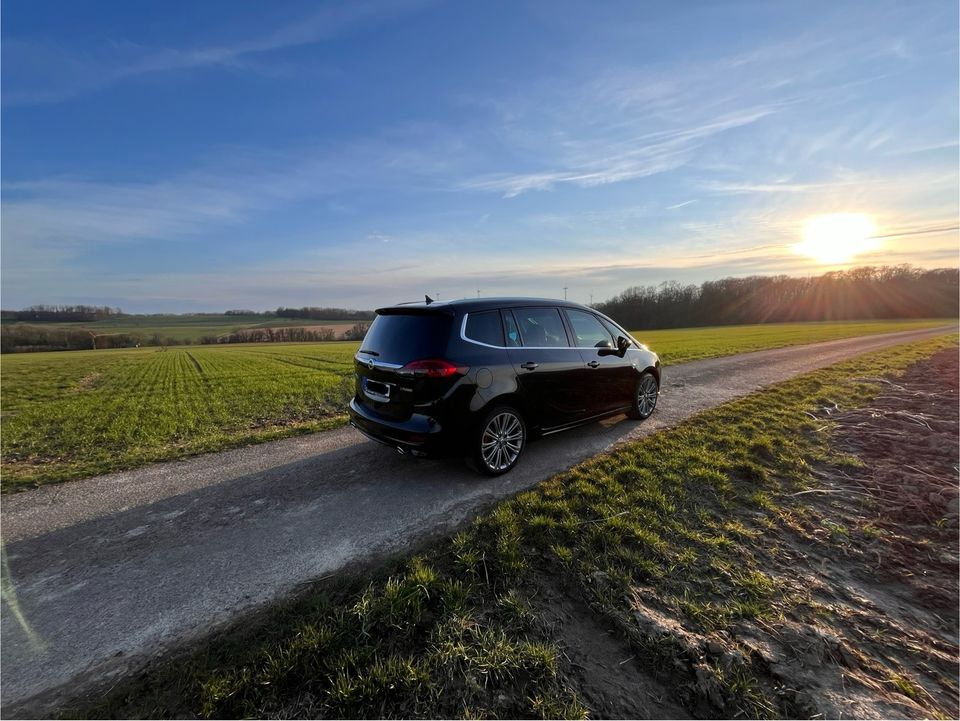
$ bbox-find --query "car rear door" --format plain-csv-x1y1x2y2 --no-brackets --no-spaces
353,310,456,422
563,308,636,413
503,306,587,430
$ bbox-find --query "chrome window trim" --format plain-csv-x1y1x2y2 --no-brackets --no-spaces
459,310,573,350
354,354,404,369
461,310,643,351
460,314,508,349
459,309,507,349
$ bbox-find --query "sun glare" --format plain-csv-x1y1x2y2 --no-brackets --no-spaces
794,213,879,264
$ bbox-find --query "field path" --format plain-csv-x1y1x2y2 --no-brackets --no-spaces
1,325,954,715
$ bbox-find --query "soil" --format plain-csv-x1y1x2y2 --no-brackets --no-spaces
534,569,691,719
796,346,960,718
543,347,960,719
734,347,960,718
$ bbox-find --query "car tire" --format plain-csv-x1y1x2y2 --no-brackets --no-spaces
627,371,659,420
471,405,526,476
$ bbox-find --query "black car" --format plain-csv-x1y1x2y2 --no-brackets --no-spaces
348,297,661,475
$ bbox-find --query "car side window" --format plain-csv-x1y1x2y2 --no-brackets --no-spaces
464,310,504,346
513,308,570,347
598,317,632,346
501,310,522,347
565,309,615,348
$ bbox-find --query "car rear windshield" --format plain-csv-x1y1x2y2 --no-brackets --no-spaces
359,312,452,364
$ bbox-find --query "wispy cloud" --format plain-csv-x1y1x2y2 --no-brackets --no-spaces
702,180,856,195
2,0,430,105
455,15,919,200
702,167,958,198
885,139,959,156
463,107,778,197
872,223,960,240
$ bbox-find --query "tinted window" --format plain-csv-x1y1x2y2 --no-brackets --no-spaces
566,309,614,348
464,311,504,346
502,310,521,347
513,308,570,347
360,313,451,363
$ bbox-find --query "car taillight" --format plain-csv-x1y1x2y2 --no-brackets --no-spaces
398,359,469,378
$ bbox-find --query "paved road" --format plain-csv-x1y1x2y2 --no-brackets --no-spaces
1,326,953,715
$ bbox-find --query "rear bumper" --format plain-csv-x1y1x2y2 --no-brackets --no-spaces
348,397,460,457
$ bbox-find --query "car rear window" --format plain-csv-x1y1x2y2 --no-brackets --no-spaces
360,313,451,363
464,310,504,346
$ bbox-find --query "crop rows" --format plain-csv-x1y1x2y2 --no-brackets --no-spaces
1,343,359,488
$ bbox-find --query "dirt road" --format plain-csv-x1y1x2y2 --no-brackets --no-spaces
1,325,953,715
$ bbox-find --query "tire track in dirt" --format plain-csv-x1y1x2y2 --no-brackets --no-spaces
183,350,206,379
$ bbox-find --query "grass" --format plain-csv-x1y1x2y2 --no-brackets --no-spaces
1,318,951,489
70,334,958,719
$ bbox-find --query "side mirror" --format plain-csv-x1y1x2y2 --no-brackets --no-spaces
616,335,631,357
596,339,616,356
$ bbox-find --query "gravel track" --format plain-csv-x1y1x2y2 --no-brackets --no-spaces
1,325,953,715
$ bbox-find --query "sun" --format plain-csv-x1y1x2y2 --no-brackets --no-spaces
794,213,879,264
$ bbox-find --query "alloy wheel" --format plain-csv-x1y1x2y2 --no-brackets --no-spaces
637,374,659,417
480,411,524,471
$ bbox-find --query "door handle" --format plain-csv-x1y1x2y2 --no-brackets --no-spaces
587,360,600,368
520,362,539,371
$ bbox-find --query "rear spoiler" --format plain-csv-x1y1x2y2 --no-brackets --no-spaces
375,305,456,317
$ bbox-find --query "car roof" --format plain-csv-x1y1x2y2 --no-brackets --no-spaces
376,296,593,315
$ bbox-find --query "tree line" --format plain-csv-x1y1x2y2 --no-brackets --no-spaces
224,308,378,318
594,266,959,330
2,321,371,353
0,326,146,353
0,306,375,321
216,323,369,344
274,307,375,321
0,305,123,322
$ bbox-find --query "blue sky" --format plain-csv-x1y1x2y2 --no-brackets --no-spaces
2,0,957,312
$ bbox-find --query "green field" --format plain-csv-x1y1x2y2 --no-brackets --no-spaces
0,313,358,343
1,343,359,488
0,319,952,489
632,318,953,364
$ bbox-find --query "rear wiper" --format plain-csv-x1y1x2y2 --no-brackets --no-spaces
357,349,379,356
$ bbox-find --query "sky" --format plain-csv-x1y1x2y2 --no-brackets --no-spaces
2,0,958,312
